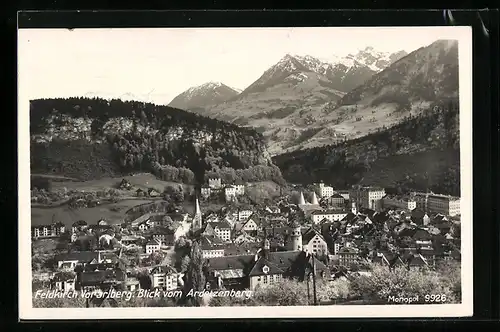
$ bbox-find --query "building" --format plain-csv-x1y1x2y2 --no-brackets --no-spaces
224,186,237,202
206,243,329,291
208,177,222,189
200,235,226,258
327,193,346,208
145,239,161,254
79,269,127,292
383,195,417,211
192,198,203,231
315,182,335,198
301,228,328,256
427,194,461,216
310,209,348,224
200,185,211,199
151,228,175,246
124,277,141,292
241,217,260,233
336,190,350,200
51,271,77,292
233,182,245,196
238,208,253,222
55,251,116,270
352,187,386,210
338,247,359,267
298,191,307,205
150,266,179,290
413,192,461,216
285,220,303,251
32,222,66,239
297,191,321,213
71,220,88,234
210,220,232,242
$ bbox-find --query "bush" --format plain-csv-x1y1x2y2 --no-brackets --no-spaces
349,264,459,304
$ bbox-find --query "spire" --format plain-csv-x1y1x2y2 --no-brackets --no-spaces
193,197,202,230
311,192,319,205
299,192,306,205
195,197,201,216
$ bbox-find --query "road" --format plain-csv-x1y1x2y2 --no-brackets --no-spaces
160,219,192,267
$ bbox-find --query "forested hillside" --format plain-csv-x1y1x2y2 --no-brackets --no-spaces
273,99,460,195
30,97,282,184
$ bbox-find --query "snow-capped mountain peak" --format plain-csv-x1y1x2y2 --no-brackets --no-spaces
323,47,408,72
168,81,240,110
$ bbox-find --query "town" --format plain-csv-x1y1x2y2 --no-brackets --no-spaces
31,177,462,307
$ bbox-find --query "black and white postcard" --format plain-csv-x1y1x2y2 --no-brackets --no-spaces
18,26,473,319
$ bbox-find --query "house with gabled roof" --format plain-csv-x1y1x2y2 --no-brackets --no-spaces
200,235,226,258
206,240,330,291
56,251,100,270
150,227,175,246
145,239,161,254
241,216,260,234
301,227,328,256
118,178,132,190
404,253,429,270
209,220,232,242
51,271,77,292
233,230,257,246
79,268,127,291
71,220,88,234
149,265,179,290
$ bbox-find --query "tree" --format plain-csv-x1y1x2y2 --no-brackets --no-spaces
349,264,458,304
183,241,206,307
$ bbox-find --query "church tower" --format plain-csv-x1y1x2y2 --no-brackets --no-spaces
287,219,303,251
298,191,306,205
351,201,357,215
193,197,202,230
311,191,319,205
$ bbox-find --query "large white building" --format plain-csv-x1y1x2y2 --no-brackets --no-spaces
383,195,417,211
351,187,386,210
315,182,335,198
150,266,179,290
310,209,348,224
301,228,328,256
208,178,222,189
414,192,461,216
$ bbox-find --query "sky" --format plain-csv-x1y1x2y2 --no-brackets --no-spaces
18,27,467,105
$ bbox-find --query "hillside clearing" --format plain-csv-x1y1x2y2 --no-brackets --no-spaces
51,173,194,193
31,199,155,227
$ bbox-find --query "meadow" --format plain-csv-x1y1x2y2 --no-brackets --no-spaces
51,173,194,193
31,199,154,227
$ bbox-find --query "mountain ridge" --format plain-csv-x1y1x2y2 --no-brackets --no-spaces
168,82,241,110
30,97,284,185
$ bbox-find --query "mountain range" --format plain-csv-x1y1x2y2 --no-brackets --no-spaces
168,40,458,155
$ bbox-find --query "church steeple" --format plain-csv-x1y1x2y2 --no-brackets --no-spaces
299,191,306,205
193,197,202,230
311,191,319,205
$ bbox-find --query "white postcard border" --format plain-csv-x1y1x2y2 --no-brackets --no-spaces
18,26,473,319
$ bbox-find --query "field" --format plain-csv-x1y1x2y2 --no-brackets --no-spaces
31,199,154,227
51,173,194,193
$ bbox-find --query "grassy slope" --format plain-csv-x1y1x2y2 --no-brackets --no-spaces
31,199,154,227
51,173,194,193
